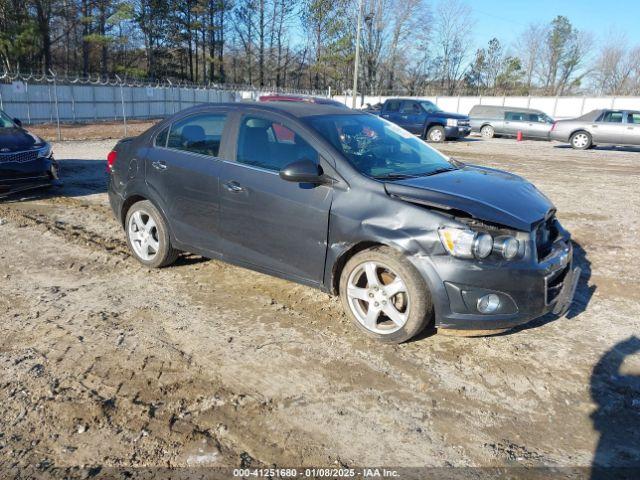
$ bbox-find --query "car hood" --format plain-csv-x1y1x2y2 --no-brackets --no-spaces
0,128,43,152
384,165,554,231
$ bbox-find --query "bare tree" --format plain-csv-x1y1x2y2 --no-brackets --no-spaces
591,33,640,95
514,23,544,93
432,0,473,95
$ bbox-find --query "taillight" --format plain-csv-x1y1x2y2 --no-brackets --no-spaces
107,150,117,173
550,122,557,132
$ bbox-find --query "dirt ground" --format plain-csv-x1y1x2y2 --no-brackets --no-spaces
1,133,639,478
29,120,157,142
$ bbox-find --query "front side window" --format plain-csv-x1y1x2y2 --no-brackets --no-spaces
307,114,455,179
628,113,640,124
401,101,422,114
236,116,319,172
167,113,227,157
420,101,441,113
601,111,623,123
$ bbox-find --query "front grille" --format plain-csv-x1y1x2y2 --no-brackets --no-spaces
0,150,38,164
458,119,470,127
535,215,558,261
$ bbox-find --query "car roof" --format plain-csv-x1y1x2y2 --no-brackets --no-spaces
178,101,360,119
469,105,544,114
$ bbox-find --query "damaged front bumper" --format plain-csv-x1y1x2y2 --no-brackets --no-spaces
409,238,580,331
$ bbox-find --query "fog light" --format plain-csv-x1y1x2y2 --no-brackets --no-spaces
477,294,500,313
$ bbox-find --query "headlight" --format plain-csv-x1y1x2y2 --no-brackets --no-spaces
496,236,520,260
37,144,52,158
446,118,459,127
438,228,493,259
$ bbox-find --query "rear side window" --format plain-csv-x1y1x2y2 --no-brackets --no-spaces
505,111,525,121
167,113,227,157
236,116,319,172
385,101,401,112
628,113,640,124
155,127,169,147
601,111,623,123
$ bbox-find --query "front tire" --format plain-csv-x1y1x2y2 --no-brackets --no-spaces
125,200,179,268
570,131,592,150
339,246,433,344
426,125,445,143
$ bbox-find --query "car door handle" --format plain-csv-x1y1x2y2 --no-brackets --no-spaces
223,181,245,193
381,114,389,118
401,115,408,119
151,160,167,171
628,126,634,130
591,124,598,128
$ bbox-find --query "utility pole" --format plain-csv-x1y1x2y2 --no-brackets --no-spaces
351,0,364,109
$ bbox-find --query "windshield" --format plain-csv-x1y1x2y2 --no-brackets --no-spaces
0,110,15,128
420,101,441,113
306,114,456,179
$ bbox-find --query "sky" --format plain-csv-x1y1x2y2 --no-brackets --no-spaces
471,0,640,50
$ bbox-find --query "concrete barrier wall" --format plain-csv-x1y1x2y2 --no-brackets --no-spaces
0,82,239,125
334,95,640,119
2,79,640,125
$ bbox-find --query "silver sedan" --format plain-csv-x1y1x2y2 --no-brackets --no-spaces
550,109,640,149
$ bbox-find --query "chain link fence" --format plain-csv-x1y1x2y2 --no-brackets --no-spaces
0,71,329,139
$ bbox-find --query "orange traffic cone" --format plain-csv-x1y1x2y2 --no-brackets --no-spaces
517,131,523,142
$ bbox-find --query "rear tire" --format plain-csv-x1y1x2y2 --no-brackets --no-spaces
426,125,445,143
480,125,495,139
339,246,433,344
570,131,592,150
125,200,179,268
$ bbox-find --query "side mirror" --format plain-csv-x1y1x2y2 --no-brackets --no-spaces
279,159,327,184
13,118,22,127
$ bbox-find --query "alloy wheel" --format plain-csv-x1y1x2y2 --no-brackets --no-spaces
346,261,410,334
128,210,160,261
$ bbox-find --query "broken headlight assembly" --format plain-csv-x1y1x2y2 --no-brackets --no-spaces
438,227,522,260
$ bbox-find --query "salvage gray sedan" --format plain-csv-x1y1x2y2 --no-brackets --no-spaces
550,109,640,149
108,102,580,343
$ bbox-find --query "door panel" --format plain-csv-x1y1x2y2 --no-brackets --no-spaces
624,112,640,145
593,111,625,143
145,113,228,254
219,115,332,283
400,101,426,134
503,111,526,136
525,114,553,139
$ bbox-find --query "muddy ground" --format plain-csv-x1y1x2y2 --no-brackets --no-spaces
1,133,639,478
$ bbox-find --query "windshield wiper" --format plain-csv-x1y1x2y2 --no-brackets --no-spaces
373,173,419,180
374,166,456,181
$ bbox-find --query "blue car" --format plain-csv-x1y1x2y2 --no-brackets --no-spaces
0,110,60,198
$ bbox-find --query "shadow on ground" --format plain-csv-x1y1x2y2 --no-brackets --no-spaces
590,336,640,479
554,144,640,153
